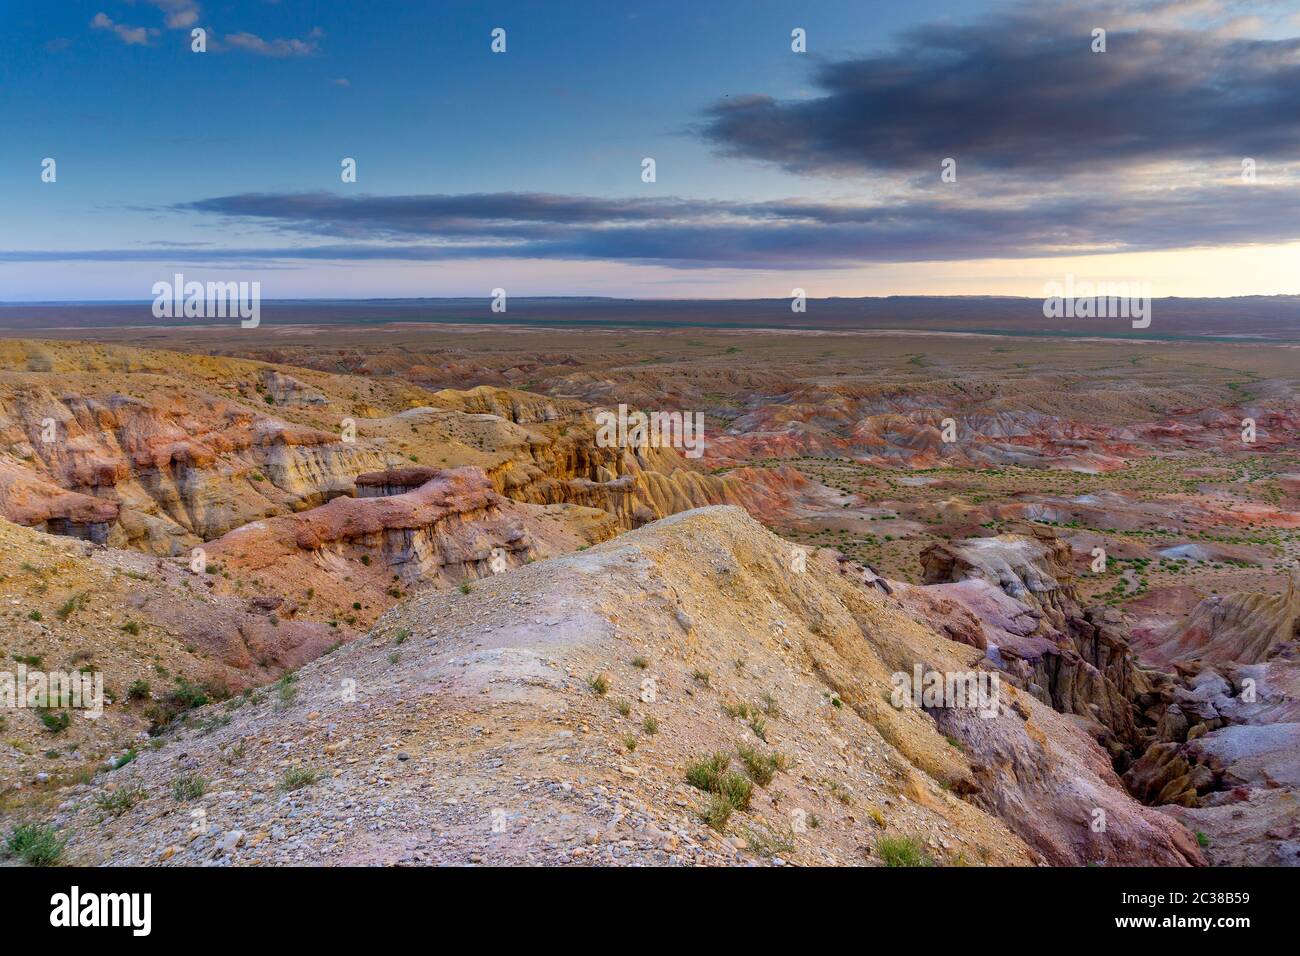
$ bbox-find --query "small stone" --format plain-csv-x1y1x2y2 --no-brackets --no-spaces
219,830,245,854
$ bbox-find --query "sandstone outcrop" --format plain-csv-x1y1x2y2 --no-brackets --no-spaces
203,466,616,624
0,344,835,559
1146,568,1300,666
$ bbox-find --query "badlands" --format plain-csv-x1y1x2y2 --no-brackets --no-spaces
0,325,1296,866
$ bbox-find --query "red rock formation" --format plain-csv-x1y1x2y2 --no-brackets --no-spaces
204,466,616,621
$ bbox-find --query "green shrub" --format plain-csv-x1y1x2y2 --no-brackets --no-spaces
279,766,322,792
685,752,730,793
736,744,788,786
717,772,752,811
700,794,732,832
95,784,146,816
36,708,70,734
4,823,64,866
876,835,933,867
55,592,89,620
172,774,208,801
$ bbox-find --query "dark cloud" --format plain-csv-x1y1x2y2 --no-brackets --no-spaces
1,181,1296,269
22,1,1300,271
701,0,1300,175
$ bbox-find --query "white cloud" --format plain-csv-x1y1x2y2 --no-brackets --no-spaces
139,0,201,29
221,31,320,57
90,12,156,45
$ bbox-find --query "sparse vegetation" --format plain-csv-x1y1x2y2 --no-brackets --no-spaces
876,834,934,867
736,743,788,786
717,771,753,811
4,823,65,866
279,766,323,791
277,672,299,706
740,822,796,857
36,708,70,734
55,591,89,620
95,783,146,816
686,752,732,793
700,794,733,831
172,774,208,801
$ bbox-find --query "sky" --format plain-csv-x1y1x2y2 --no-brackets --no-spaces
1,0,1299,301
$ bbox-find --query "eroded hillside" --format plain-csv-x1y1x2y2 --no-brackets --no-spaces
16,507,1201,866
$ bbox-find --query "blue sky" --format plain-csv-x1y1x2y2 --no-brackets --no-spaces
2,0,1299,300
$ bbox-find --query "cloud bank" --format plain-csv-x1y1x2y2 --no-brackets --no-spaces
48,1,1300,271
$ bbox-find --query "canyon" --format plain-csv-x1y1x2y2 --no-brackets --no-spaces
0,325,1296,866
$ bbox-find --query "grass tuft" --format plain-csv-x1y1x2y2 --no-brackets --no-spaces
700,794,732,831
717,771,753,811
94,784,146,817
4,823,65,866
876,834,934,867
279,766,322,792
172,774,208,801
685,752,731,793
736,743,789,786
